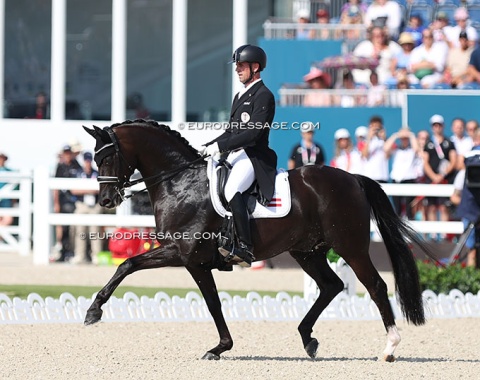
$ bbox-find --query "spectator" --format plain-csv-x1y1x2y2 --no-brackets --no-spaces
442,31,474,89
450,117,472,170
384,127,421,218
444,7,478,49
52,145,83,262
430,12,449,45
467,43,480,87
0,152,13,228
33,91,49,119
389,32,416,85
450,168,478,266
302,67,332,107
330,128,364,174
453,129,480,267
334,70,366,107
295,9,312,40
466,120,479,140
411,130,430,221
288,123,326,169
352,26,401,85
312,9,331,40
71,152,103,265
404,13,426,47
409,28,447,89
423,114,458,239
390,74,410,107
361,115,389,182
355,125,368,151
367,71,386,106
338,0,367,40
128,92,150,119
364,0,402,40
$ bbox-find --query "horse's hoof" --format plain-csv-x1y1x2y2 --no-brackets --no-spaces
201,352,220,360
84,310,102,326
305,338,319,359
384,354,395,362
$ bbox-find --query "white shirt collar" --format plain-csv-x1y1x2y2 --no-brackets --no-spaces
237,78,262,99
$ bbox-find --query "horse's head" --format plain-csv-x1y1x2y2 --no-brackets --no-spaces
83,125,135,208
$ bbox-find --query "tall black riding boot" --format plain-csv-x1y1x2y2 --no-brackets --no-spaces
218,192,254,268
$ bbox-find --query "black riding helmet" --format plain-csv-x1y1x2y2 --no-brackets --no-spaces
229,45,267,84
229,44,267,71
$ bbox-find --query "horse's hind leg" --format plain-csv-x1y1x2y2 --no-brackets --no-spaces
290,249,344,359
346,257,400,362
84,247,182,325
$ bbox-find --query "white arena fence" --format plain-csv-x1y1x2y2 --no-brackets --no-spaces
1,289,479,324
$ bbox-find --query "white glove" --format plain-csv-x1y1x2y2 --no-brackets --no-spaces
198,146,207,156
205,142,220,157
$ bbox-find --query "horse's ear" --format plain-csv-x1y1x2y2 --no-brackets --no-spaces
83,125,97,138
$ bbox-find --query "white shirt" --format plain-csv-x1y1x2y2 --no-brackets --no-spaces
332,149,364,174
352,40,401,85
237,78,262,99
364,1,402,38
409,42,447,73
364,136,389,181
390,147,419,182
451,135,473,157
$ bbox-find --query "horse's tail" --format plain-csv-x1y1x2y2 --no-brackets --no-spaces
355,174,427,326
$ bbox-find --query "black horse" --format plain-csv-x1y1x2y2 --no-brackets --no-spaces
83,119,430,361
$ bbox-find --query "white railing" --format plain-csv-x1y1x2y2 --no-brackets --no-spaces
0,171,32,256
278,88,408,108
262,20,367,45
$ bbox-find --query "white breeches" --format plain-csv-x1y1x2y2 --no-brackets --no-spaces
224,149,255,202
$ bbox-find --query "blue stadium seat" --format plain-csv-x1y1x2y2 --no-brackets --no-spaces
410,0,436,5
432,83,452,89
461,83,480,89
468,5,480,22
409,83,422,89
407,4,435,25
437,0,461,6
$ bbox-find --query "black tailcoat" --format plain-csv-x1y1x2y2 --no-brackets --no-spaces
208,80,277,204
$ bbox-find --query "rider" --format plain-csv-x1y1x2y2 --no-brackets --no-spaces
200,44,277,268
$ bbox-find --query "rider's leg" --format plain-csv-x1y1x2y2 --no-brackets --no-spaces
219,150,255,267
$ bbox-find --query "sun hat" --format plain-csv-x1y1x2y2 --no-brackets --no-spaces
398,32,415,45
303,67,331,87
355,126,368,138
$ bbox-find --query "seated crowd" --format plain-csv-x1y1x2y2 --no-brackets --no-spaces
287,1,480,97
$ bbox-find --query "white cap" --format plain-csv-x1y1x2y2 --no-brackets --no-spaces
355,126,368,137
334,128,350,140
429,114,444,125
297,9,310,20
300,122,316,133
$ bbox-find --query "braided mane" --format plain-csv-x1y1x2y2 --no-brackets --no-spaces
112,119,202,158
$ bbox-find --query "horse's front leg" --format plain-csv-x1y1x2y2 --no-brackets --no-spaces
186,266,233,360
84,246,182,325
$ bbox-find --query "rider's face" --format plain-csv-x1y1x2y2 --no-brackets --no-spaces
236,61,258,85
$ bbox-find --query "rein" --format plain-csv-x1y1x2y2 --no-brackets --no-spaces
96,126,206,200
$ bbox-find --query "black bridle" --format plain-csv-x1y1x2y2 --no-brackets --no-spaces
96,127,206,200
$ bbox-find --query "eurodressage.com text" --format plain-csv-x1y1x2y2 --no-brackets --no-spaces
80,231,222,241
177,121,320,131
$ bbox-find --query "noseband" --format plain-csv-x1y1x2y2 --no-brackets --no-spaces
96,126,205,201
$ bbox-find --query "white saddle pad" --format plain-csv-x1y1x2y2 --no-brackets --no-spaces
207,158,291,219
